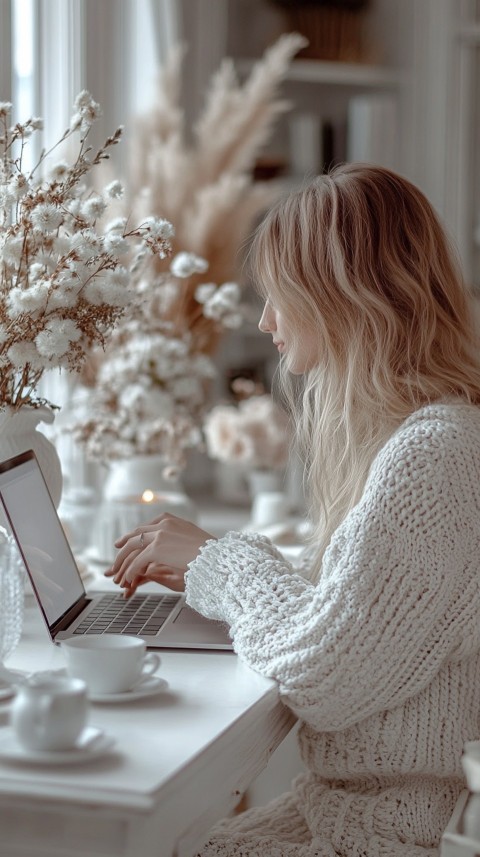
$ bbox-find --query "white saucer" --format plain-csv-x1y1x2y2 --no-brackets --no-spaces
0,726,115,766
89,674,168,703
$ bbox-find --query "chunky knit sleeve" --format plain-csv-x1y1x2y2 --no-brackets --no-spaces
185,404,480,732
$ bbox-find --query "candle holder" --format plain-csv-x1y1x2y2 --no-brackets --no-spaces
90,455,197,564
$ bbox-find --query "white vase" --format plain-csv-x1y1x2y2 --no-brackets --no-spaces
247,469,289,530
0,405,63,508
93,455,197,563
247,469,285,497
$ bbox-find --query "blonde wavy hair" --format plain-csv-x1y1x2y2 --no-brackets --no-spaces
249,163,480,578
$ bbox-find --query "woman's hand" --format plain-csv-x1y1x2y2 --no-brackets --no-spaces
104,513,216,597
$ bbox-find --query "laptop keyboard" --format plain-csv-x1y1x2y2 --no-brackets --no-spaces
73,593,182,636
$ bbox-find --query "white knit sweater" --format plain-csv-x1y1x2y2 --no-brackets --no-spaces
185,402,480,857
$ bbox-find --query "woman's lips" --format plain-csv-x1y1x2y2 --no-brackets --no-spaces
274,340,285,353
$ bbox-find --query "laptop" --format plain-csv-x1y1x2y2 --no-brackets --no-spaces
0,450,233,651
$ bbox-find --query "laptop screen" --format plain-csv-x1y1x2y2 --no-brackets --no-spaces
0,451,84,627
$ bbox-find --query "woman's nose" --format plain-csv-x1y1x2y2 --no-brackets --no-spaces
258,303,274,333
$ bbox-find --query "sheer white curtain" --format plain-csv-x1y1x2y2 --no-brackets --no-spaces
154,0,228,128
37,0,85,148
15,0,229,200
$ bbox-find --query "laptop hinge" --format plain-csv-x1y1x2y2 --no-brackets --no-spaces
50,596,91,636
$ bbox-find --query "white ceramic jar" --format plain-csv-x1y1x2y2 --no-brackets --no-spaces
10,674,89,751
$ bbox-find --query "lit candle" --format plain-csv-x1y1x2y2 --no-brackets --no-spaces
94,488,195,563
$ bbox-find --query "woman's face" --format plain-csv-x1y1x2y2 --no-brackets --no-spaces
258,299,319,375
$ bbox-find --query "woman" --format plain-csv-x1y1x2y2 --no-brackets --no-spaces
106,164,480,856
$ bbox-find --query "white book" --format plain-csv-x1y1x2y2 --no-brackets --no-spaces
289,112,322,177
347,94,399,170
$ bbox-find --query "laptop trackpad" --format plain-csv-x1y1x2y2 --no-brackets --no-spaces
165,605,233,648
173,606,217,626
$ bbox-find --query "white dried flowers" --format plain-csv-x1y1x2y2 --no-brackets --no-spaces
204,394,291,472
72,252,244,472
0,91,173,411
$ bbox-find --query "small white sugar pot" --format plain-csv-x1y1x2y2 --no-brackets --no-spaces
10,673,89,751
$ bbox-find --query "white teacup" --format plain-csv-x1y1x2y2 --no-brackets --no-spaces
10,673,89,751
61,634,161,695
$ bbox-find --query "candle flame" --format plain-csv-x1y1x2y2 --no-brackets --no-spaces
142,489,155,503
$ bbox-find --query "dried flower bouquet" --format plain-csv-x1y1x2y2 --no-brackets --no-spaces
0,92,173,411
128,32,306,353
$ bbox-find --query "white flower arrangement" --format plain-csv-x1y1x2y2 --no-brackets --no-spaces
71,36,305,475
72,252,244,474
204,394,291,472
0,92,173,411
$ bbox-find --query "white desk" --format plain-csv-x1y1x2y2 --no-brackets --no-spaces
0,600,296,857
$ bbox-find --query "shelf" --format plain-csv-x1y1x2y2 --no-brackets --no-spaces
236,58,402,89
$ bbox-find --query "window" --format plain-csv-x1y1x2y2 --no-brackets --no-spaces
12,0,36,168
